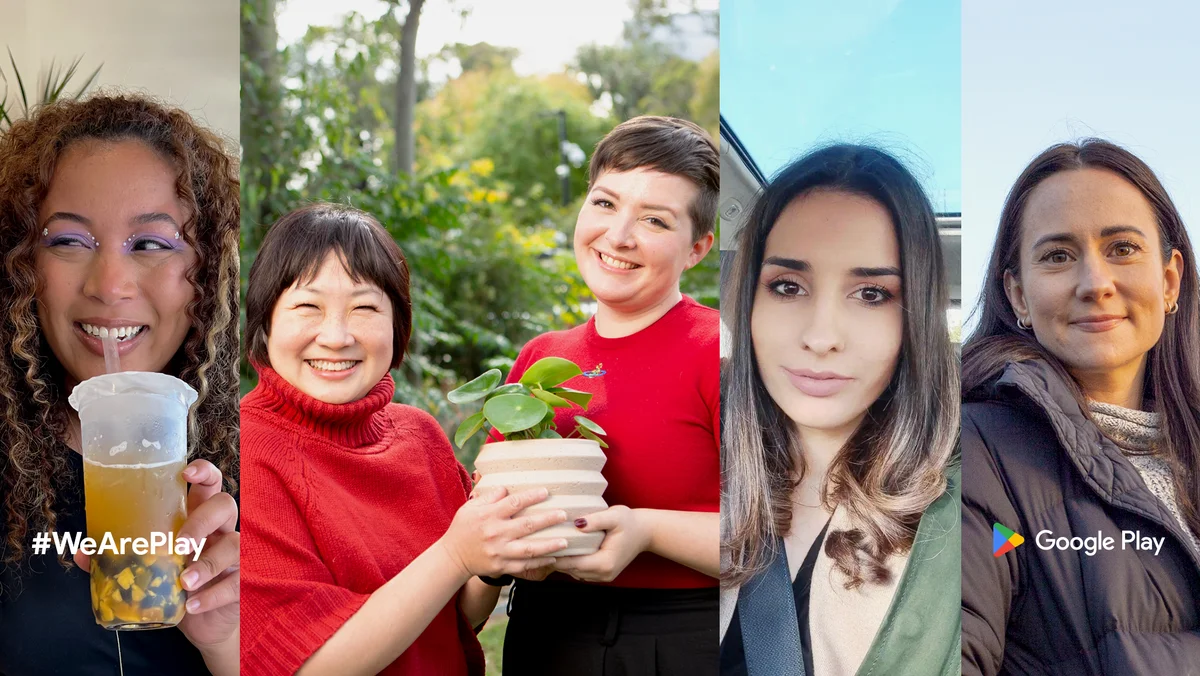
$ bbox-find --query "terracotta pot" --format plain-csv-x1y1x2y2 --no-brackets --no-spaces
474,438,607,556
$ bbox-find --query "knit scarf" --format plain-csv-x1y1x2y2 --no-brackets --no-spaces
1089,400,1200,555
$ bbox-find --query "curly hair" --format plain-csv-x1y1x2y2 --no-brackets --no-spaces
0,94,241,571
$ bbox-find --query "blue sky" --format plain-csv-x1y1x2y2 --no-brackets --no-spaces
721,0,961,213
962,1,1200,327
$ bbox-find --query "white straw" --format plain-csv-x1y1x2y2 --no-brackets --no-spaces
101,332,121,373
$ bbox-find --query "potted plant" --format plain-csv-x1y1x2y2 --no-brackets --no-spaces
449,357,608,556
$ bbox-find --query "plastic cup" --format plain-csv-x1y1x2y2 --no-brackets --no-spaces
68,372,198,630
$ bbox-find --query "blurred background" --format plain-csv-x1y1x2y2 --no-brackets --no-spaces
718,0,962,351
238,0,718,467
962,0,1200,334
0,1,238,140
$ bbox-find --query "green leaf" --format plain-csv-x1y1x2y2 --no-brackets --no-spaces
538,428,563,439
577,426,609,448
447,368,501,404
518,357,582,388
483,394,551,435
574,415,607,437
532,388,571,408
488,383,532,399
453,412,485,448
548,387,592,409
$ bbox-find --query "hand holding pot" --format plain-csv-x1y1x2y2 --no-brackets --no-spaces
439,486,569,578
553,505,648,583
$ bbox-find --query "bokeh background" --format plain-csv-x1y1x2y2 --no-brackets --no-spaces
962,0,1200,333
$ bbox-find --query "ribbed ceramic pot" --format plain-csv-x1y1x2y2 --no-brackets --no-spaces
474,438,607,556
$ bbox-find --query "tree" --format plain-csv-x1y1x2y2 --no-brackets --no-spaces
390,0,424,175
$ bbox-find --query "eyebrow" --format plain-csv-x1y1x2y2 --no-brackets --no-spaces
592,185,679,217
41,211,180,229
133,212,180,227
762,257,900,278
293,286,381,297
1031,225,1148,249
41,212,91,228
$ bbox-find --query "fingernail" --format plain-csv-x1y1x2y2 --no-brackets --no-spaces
574,518,587,528
557,511,568,521
183,466,198,478
186,598,201,613
182,570,200,590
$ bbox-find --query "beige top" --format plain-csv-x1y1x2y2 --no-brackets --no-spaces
720,503,911,676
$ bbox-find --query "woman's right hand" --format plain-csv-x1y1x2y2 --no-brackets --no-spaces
438,486,568,578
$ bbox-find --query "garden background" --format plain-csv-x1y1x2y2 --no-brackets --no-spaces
240,0,719,479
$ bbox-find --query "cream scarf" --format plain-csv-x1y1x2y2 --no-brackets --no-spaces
1090,401,1200,555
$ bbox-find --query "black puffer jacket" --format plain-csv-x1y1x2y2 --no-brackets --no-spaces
962,360,1200,675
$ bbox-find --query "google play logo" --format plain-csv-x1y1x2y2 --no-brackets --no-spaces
993,523,1025,557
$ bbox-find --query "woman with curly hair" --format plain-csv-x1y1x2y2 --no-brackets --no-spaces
0,94,241,675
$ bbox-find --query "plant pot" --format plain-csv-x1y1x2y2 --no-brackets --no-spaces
474,438,607,556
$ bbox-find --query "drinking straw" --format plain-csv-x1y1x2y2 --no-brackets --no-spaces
101,331,121,373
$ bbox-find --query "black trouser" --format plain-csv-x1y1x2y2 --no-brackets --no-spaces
502,579,718,676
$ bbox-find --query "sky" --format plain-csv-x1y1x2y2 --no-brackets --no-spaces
277,0,717,77
961,0,1200,330
721,0,961,214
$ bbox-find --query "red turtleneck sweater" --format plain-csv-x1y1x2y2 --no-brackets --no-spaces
240,366,483,675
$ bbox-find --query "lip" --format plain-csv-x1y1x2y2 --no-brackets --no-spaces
783,367,854,397
593,248,641,273
73,319,150,358
305,359,362,381
1070,315,1125,333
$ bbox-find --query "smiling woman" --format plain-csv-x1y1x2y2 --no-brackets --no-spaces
239,202,571,676
961,139,1200,675
0,94,242,675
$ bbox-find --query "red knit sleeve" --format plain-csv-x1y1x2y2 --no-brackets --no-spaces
241,442,369,675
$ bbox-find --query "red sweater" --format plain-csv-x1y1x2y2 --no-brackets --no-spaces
240,366,483,675
501,296,720,588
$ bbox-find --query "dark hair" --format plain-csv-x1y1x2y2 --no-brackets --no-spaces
0,94,240,569
963,138,1200,538
588,115,719,241
722,144,959,589
245,203,412,370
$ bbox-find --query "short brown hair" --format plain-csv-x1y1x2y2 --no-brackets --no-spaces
245,203,412,370
588,115,719,240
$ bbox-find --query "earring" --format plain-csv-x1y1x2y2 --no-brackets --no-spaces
1017,317,1032,330
1166,302,1179,315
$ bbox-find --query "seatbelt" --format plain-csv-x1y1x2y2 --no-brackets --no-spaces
736,538,805,676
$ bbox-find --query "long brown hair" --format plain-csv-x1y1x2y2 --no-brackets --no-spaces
0,94,241,570
962,138,1200,539
722,145,959,589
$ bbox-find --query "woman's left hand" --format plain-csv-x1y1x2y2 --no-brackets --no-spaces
71,459,239,659
553,505,648,583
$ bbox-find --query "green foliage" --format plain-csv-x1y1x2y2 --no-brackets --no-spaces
0,49,101,131
239,4,717,468
447,357,606,447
